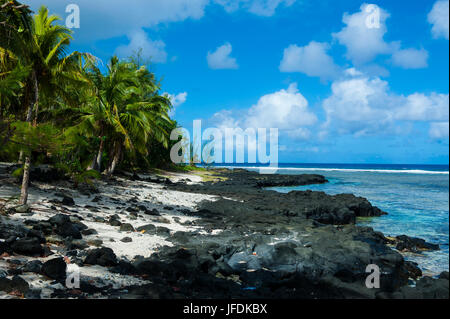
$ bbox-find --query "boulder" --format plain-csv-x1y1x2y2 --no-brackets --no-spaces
119,223,135,232
41,258,67,280
22,260,43,273
11,238,43,256
84,248,117,266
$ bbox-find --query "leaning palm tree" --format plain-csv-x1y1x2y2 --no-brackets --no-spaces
1,4,92,204
101,59,173,175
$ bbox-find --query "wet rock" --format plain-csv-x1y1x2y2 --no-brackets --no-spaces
84,248,118,267
41,258,67,280
439,271,449,280
403,261,422,279
384,276,449,299
394,235,440,253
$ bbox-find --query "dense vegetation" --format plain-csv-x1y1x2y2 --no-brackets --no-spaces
0,1,179,205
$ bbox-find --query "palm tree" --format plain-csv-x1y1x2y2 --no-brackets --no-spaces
1,4,91,204
101,58,173,175
75,56,173,175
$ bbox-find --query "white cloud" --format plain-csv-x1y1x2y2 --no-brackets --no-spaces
332,3,429,70
29,0,209,42
214,0,296,16
322,69,449,136
429,122,449,139
115,29,167,63
395,93,449,121
207,43,239,70
428,0,449,40
390,48,429,69
332,3,393,65
245,83,317,130
211,83,317,140
279,41,340,80
165,92,188,117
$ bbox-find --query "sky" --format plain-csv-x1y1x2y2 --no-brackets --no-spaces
27,0,449,164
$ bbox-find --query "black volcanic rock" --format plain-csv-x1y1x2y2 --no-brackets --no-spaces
84,248,118,267
11,238,43,256
393,235,440,252
41,258,67,280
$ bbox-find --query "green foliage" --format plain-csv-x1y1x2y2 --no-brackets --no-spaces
0,2,179,185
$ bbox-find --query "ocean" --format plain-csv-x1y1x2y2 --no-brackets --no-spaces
216,163,449,275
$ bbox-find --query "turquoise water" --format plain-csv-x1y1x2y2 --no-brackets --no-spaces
220,164,449,275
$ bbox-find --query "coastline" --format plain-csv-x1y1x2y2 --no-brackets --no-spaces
0,164,448,299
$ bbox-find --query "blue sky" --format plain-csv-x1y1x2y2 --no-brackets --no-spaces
28,0,449,164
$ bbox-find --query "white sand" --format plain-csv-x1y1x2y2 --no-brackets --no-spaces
0,165,220,297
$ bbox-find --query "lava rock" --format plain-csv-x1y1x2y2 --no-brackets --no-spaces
11,238,43,256
0,275,29,294
84,248,118,266
22,260,43,273
41,258,67,280
119,223,135,232
61,196,75,206
395,235,440,253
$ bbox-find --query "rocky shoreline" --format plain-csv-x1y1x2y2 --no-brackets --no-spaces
0,164,448,299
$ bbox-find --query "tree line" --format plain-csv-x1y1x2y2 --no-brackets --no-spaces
0,1,178,205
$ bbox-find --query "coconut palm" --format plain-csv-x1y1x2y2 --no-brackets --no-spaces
1,3,92,204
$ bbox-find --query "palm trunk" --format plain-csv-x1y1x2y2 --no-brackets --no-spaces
19,71,38,205
87,137,104,171
106,142,121,176
96,137,104,170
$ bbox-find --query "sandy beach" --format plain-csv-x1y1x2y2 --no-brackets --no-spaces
0,163,448,299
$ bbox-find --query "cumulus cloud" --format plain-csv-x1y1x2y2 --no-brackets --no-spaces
332,3,429,69
165,92,188,116
29,0,209,42
429,122,449,139
214,0,296,16
428,0,449,40
395,93,449,121
211,83,317,140
279,41,341,80
390,48,429,69
30,0,293,43
115,29,167,63
207,43,239,69
322,69,449,136
332,3,393,65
